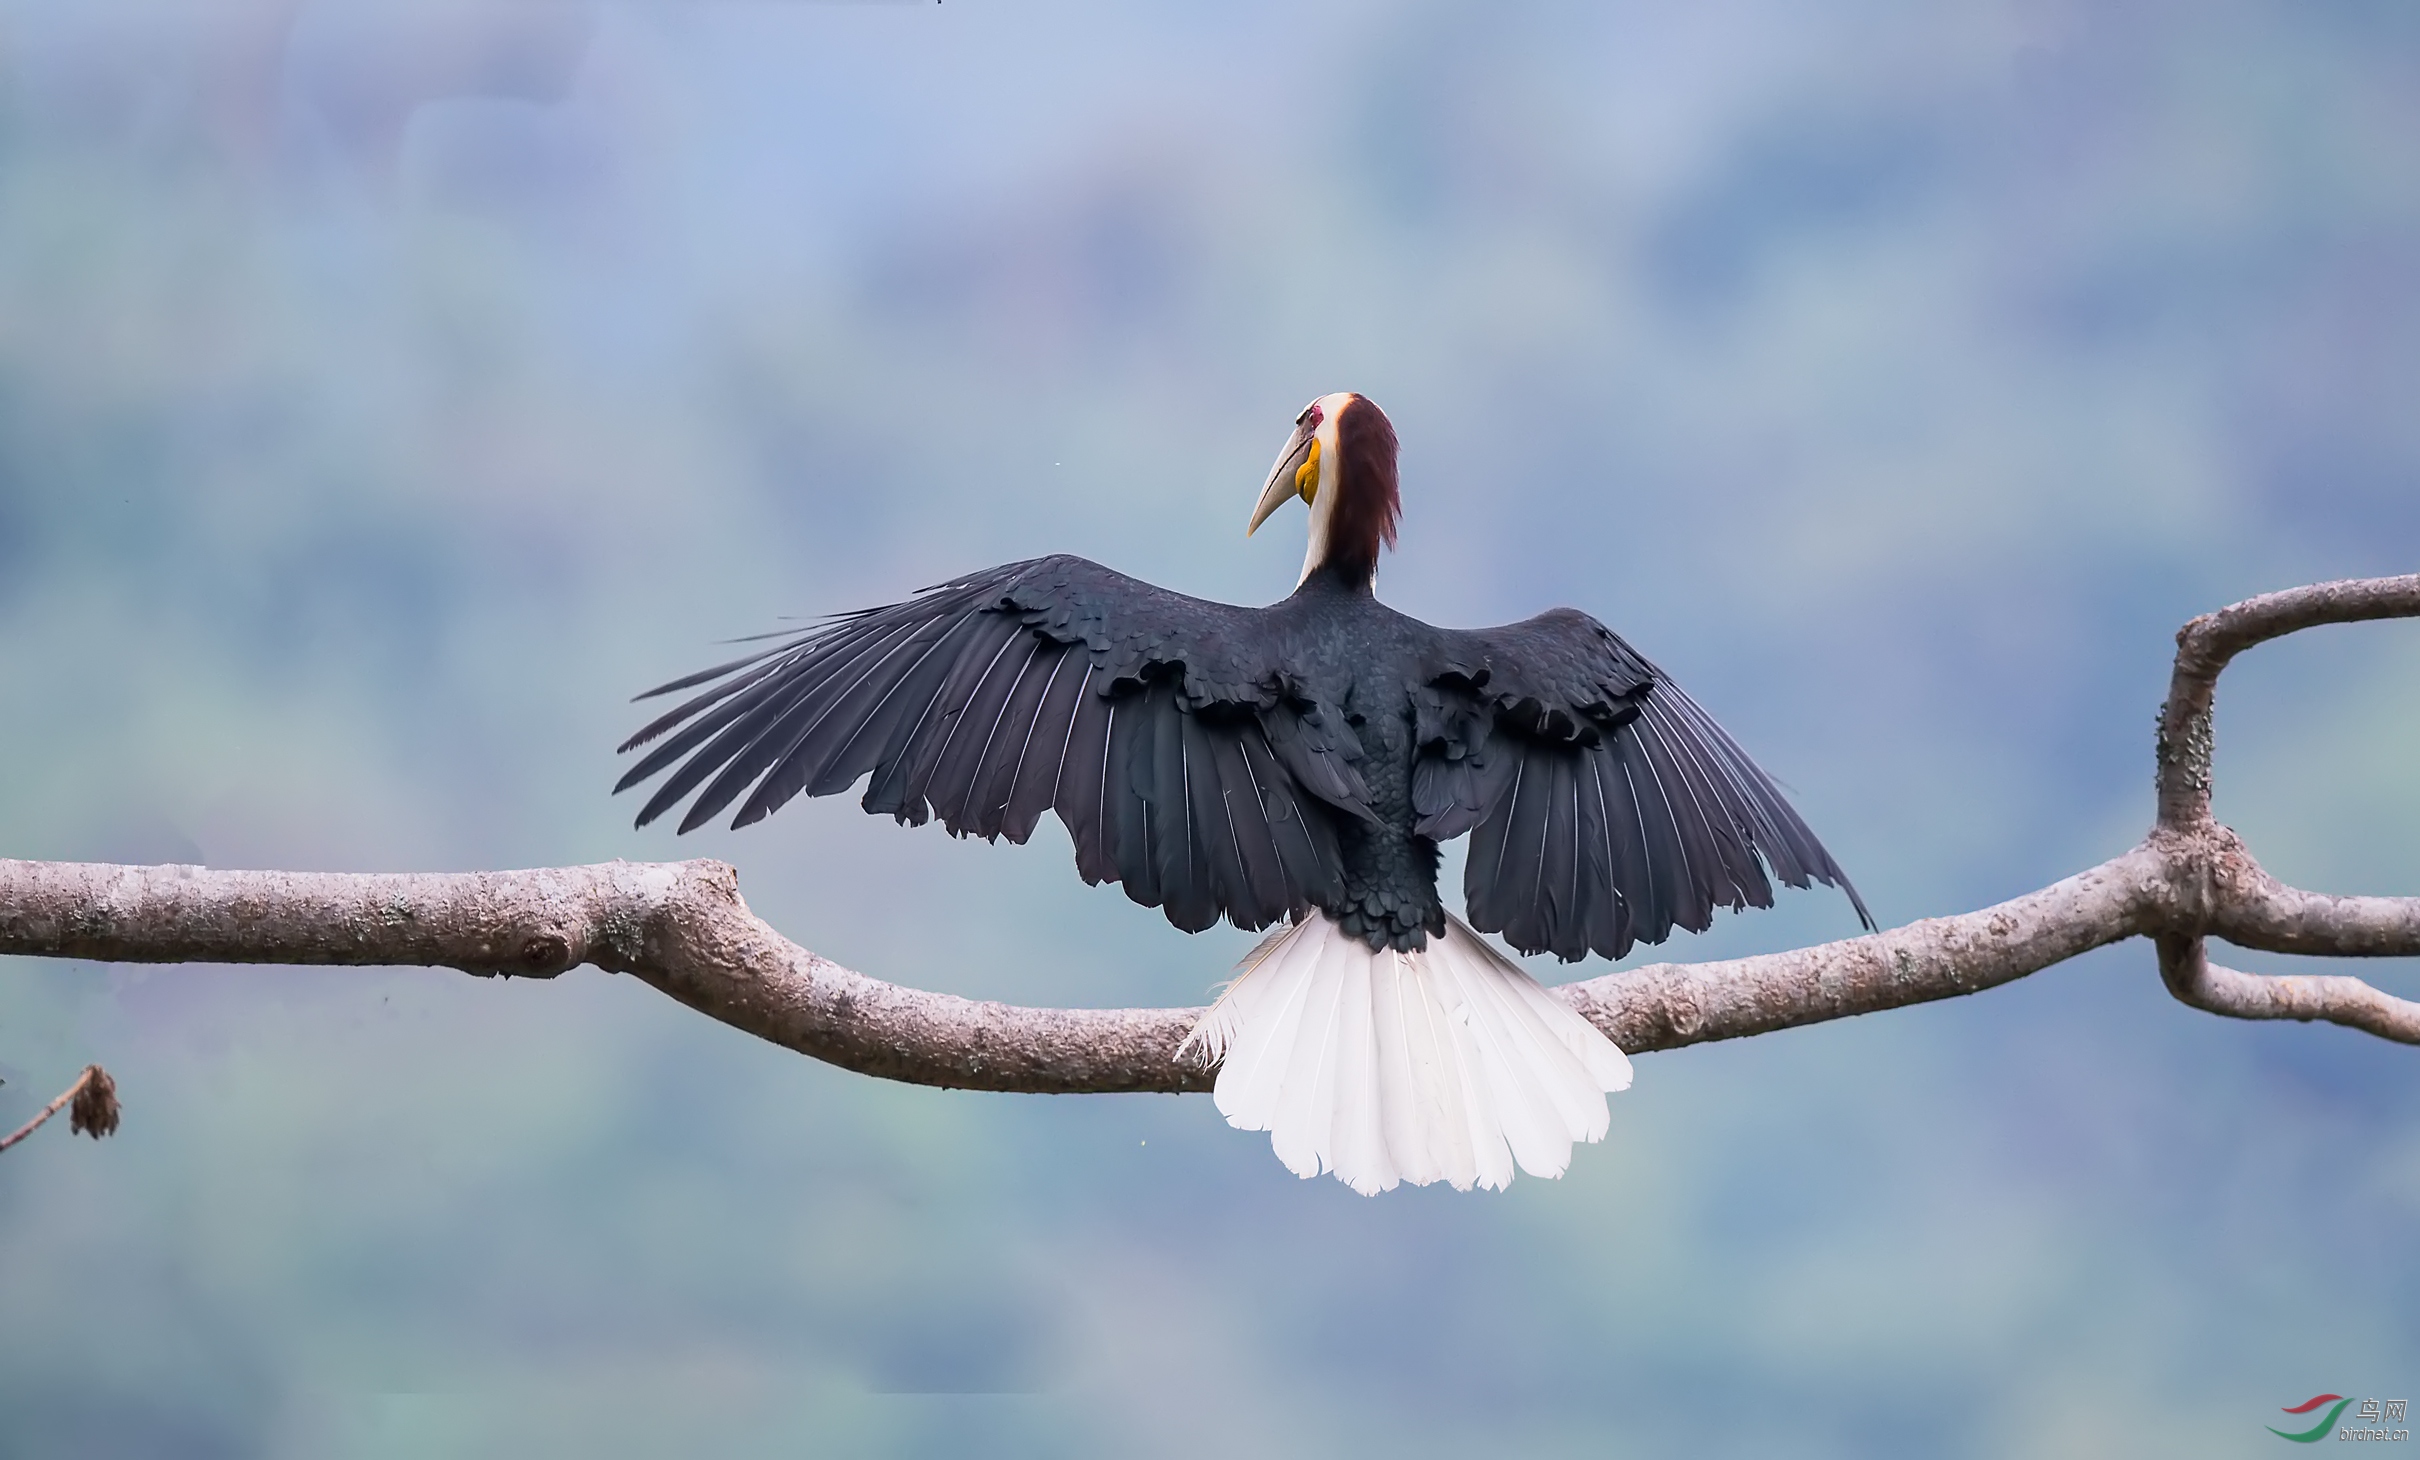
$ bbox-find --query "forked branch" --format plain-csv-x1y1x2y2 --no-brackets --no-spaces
1,577,2415,1103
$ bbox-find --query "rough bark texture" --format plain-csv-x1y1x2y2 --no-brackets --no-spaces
1,577,2416,1095
0,858,1208,1094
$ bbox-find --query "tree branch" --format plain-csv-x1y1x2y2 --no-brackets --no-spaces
2142,573,2420,1035
1,577,2416,1096
0,858,1208,1094
2156,574,2420,828
2158,933,2420,1044
1562,844,2169,1051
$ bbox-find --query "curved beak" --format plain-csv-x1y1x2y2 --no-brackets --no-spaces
1248,419,1317,536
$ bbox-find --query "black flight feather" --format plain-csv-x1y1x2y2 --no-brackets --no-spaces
617,553,1864,955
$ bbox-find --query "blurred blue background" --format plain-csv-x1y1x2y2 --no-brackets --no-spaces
1,1,2415,1455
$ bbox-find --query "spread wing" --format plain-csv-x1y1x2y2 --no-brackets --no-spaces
614,555,1367,935
1414,608,1870,962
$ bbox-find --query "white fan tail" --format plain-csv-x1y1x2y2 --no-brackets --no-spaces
1179,912,1633,1195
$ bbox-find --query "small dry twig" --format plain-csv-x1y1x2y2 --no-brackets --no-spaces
0,1065,120,1153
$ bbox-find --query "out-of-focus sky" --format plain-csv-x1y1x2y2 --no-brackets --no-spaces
1,2,2415,1455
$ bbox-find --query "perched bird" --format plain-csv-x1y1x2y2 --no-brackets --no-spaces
617,392,1869,1194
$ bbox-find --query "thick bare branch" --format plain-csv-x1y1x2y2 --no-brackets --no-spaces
2158,934,2420,1044
2140,575,2420,1034
2156,574,2420,828
0,848,2185,1093
1564,846,2166,1050
0,858,1208,1094
2205,829,2420,958
1,576,2417,1093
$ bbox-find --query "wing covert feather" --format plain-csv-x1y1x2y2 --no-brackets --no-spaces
1425,608,1868,961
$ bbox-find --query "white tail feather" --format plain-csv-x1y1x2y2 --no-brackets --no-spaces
1178,912,1634,1194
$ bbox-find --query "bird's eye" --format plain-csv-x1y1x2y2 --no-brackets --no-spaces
1298,402,1323,428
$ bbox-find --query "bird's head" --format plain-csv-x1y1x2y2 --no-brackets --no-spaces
1247,391,1400,591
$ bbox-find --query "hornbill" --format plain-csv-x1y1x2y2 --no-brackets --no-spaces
617,393,1869,1194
